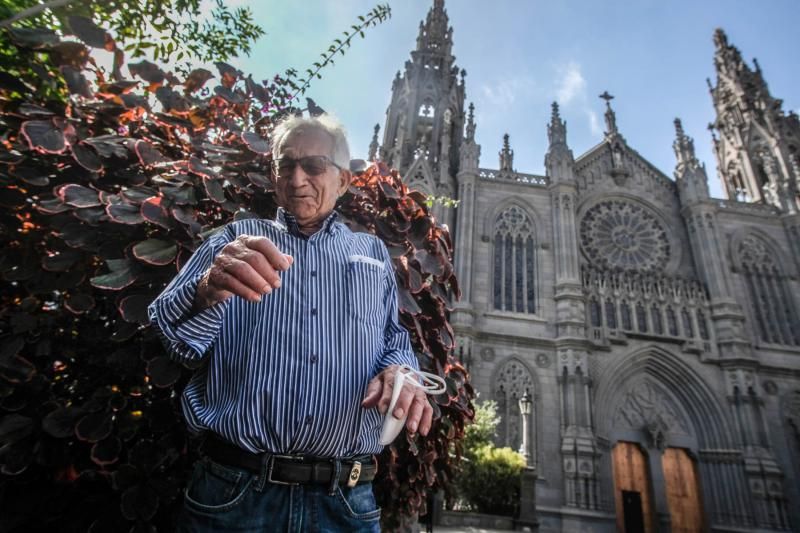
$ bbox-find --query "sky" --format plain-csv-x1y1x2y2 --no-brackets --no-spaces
225,0,800,200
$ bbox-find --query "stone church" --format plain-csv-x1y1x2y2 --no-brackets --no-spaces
368,1,800,531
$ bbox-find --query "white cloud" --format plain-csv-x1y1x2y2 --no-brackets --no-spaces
555,62,586,106
587,109,602,136
479,76,537,110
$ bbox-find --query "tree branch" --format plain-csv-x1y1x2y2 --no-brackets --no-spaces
1,0,77,29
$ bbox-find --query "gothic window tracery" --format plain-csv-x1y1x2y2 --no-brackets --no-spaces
580,200,671,273
494,358,535,465
492,206,536,313
737,235,800,345
651,304,663,335
621,301,632,331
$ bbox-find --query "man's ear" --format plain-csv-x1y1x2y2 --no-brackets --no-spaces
337,169,351,195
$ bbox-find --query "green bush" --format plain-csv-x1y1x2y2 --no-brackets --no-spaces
459,445,525,515
451,399,525,516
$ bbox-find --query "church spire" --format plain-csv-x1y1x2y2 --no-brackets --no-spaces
673,118,709,203
499,133,514,172
709,28,800,210
414,0,454,68
548,102,567,146
545,101,575,184
368,124,380,161
378,0,465,175
465,102,476,142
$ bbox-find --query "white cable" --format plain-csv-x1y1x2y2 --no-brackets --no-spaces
379,365,446,445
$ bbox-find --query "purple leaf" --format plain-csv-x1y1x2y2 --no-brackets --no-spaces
90,259,137,290
106,203,144,224
67,15,110,49
184,68,214,93
132,239,177,266
60,183,101,208
60,65,92,97
20,120,66,154
147,356,182,388
71,142,102,171
134,140,169,168
242,131,270,154
118,294,152,324
128,60,165,84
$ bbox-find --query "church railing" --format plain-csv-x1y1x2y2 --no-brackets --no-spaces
581,265,713,354
478,168,549,186
715,199,779,215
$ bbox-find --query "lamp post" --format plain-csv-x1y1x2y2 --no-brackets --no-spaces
517,390,538,531
518,390,532,465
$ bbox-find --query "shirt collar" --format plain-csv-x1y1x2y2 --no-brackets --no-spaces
275,207,340,238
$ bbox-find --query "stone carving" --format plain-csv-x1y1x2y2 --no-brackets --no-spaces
480,347,495,362
535,353,550,368
495,205,533,236
763,380,778,395
580,200,670,273
614,380,689,443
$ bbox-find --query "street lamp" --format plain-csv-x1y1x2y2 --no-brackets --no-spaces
518,390,532,465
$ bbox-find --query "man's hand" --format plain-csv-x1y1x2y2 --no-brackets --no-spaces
361,365,433,437
195,235,293,310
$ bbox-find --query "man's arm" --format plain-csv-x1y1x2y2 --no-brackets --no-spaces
361,239,433,437
147,227,235,364
149,226,294,364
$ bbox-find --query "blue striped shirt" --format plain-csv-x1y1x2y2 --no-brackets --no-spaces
148,208,418,457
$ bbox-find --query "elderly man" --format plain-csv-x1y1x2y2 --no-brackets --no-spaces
148,114,431,532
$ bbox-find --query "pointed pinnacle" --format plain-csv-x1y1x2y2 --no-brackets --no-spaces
551,101,561,121
674,118,685,138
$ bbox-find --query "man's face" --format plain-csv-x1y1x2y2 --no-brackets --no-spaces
273,128,350,228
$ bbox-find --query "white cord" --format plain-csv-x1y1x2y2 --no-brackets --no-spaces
395,364,446,395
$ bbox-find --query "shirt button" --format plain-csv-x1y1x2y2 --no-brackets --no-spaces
305,415,313,425
311,270,317,277
311,308,317,316
310,354,318,363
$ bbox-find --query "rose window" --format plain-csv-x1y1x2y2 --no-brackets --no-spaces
580,201,669,272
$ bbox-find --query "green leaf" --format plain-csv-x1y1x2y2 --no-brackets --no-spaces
132,239,177,266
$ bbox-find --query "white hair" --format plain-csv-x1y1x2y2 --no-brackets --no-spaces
271,114,350,170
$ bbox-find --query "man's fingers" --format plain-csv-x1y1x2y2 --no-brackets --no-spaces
405,389,428,434
218,258,271,296
377,371,398,415
242,236,292,271
391,380,416,420
209,266,262,302
361,376,383,408
419,401,433,436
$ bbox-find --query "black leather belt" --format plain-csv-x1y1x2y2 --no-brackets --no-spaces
201,434,377,486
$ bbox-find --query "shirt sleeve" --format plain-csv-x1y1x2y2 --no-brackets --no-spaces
148,225,235,364
374,239,420,374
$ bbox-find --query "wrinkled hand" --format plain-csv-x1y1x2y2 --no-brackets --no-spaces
361,365,433,437
195,235,293,310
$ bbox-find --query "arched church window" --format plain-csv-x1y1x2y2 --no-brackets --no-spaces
605,299,617,329
666,307,678,336
681,307,694,338
738,235,800,345
697,310,709,340
589,298,601,327
636,303,648,333
492,206,536,313
494,358,535,465
621,301,632,331
651,304,663,335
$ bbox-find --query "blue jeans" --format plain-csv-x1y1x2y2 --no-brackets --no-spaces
177,457,382,532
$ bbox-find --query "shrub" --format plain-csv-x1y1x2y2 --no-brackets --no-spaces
458,445,525,516
0,8,472,532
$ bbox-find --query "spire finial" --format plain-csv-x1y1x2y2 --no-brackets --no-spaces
547,101,567,147
499,133,514,172
465,102,476,141
599,91,618,136
673,117,697,168
368,123,381,161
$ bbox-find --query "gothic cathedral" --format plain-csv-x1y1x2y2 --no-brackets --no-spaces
370,1,800,531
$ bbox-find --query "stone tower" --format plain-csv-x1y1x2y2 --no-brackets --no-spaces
375,0,467,227
709,29,800,213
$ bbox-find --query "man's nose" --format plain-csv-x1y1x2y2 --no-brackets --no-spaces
286,161,309,185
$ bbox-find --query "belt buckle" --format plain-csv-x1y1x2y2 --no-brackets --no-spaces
346,461,362,488
267,454,302,486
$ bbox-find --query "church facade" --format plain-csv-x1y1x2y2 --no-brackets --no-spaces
370,1,800,531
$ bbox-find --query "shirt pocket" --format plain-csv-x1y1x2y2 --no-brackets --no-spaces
346,259,386,326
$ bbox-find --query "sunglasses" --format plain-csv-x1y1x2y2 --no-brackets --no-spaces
272,155,342,178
